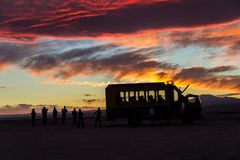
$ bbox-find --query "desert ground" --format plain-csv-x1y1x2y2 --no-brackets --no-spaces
0,111,240,160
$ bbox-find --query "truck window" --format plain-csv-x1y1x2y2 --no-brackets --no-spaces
148,90,156,103
125,91,129,103
135,91,139,101
116,91,125,105
138,91,146,104
174,90,179,102
158,90,166,103
188,97,197,103
129,91,136,104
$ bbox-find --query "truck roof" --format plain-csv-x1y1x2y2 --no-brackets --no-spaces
106,82,166,88
106,82,172,91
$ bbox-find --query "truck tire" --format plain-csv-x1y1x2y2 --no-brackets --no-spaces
181,112,194,124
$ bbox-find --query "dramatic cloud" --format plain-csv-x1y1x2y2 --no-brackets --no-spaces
21,47,177,80
0,0,239,42
48,80,110,87
22,44,240,92
174,66,240,92
0,38,239,92
0,0,239,114
174,66,236,79
0,43,34,70
82,98,104,105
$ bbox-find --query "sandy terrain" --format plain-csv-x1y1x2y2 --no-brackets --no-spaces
0,113,240,160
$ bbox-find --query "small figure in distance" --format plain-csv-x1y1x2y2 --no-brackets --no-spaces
31,108,36,126
78,109,84,128
42,106,48,126
52,107,58,125
94,107,102,127
72,108,78,127
61,106,68,125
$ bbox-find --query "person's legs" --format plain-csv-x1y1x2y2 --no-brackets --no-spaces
43,116,47,126
73,119,76,126
99,118,102,127
32,117,35,126
53,117,56,125
62,117,65,125
43,116,46,126
95,118,101,127
95,118,98,127
81,120,84,128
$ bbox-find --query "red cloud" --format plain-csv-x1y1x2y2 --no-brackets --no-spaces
0,0,239,43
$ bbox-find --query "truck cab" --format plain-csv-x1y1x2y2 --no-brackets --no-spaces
181,94,202,123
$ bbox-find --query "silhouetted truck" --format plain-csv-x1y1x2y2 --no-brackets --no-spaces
105,82,202,125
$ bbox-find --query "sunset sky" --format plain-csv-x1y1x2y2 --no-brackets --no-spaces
0,0,239,114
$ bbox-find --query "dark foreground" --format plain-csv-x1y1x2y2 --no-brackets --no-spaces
0,113,240,160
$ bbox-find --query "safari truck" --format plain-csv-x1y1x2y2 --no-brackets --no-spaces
105,81,202,125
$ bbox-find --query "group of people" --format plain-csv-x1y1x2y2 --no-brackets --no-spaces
117,95,166,105
31,106,102,128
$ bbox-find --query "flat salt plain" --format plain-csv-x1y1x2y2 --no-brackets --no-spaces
0,112,240,160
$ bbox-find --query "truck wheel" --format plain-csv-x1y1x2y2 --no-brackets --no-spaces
128,117,133,126
181,114,194,124
135,117,142,126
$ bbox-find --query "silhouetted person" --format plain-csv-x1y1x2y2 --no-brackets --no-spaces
78,109,84,128
61,106,68,125
31,108,36,126
158,95,165,103
149,95,156,104
94,108,102,127
72,108,77,126
139,96,146,104
130,96,136,104
52,107,58,125
42,107,48,126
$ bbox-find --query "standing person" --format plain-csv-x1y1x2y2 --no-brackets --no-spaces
72,108,77,127
31,108,36,126
78,109,84,128
52,107,58,125
42,107,48,126
94,108,102,127
61,106,68,125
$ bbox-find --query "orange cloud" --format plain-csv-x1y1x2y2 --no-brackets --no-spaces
0,63,8,70
46,80,110,87
19,44,239,94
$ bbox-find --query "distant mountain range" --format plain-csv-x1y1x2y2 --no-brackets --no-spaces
200,94,240,106
200,94,240,113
